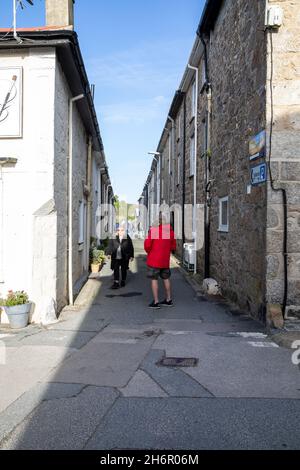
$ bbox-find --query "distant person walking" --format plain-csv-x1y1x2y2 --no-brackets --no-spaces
144,216,176,309
107,226,134,289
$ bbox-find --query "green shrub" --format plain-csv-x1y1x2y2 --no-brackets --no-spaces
90,249,106,265
0,290,29,307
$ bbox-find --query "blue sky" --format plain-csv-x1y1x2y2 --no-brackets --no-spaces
1,0,205,202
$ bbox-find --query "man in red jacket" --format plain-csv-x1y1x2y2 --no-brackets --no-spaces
144,217,176,309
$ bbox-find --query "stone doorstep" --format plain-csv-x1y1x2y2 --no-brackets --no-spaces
269,330,300,350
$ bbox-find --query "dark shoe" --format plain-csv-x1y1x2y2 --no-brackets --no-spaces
159,299,173,307
111,282,119,290
149,301,161,309
121,280,126,287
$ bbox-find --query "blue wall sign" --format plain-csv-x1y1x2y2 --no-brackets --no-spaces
251,163,267,186
249,130,266,161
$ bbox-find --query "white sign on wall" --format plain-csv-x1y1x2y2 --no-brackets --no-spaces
0,67,23,138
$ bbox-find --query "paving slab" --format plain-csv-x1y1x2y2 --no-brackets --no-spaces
1,329,98,350
0,382,85,444
48,308,110,333
47,335,156,388
153,332,300,398
0,345,77,413
119,370,167,397
141,349,213,398
85,397,300,450
2,241,300,450
1,386,119,450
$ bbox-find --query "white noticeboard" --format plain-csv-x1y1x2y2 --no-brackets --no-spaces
0,67,23,138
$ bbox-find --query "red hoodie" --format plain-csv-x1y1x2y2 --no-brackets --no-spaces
144,224,176,269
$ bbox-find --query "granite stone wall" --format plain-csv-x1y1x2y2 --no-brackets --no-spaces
208,0,268,319
146,0,300,320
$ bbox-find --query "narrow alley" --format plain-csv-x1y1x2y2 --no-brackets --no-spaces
0,241,299,450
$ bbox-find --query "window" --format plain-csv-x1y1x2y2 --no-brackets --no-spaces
191,81,196,118
190,135,195,176
219,196,229,232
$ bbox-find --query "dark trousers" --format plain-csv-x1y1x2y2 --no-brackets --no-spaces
114,259,128,282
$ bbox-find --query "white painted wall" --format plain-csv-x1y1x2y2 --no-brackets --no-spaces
0,47,99,324
0,48,56,324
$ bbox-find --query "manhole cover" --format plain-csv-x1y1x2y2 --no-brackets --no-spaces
157,357,198,367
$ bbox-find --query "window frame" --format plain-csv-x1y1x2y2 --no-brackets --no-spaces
218,196,229,232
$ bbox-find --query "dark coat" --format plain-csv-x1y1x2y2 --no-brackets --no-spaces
107,235,134,270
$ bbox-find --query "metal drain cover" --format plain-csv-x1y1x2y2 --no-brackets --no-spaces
157,357,198,368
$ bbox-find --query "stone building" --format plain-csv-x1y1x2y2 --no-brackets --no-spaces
0,0,114,324
141,0,300,324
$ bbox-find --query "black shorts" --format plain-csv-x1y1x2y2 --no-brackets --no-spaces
147,267,171,280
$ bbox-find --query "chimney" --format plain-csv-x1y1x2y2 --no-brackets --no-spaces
45,0,75,30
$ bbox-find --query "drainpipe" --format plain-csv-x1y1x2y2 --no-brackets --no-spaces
68,93,85,306
168,116,175,207
204,87,212,279
181,93,187,264
97,168,103,243
188,64,199,275
156,155,161,208
146,182,150,231
13,0,22,44
106,184,112,234
199,33,212,279
86,136,93,270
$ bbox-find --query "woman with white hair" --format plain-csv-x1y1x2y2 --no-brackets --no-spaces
107,225,134,289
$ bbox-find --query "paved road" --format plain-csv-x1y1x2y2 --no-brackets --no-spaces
0,241,299,449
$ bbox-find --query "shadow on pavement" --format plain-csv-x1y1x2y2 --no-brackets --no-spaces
1,241,300,450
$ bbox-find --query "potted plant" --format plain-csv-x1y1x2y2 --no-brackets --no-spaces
0,290,31,329
90,248,106,273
